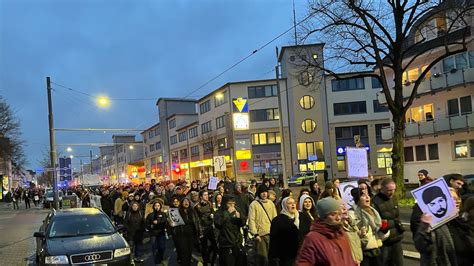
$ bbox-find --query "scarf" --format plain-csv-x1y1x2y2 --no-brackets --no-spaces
353,205,382,232
280,196,300,229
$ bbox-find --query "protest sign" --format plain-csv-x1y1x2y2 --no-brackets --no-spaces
411,178,457,230
168,207,185,227
340,181,358,209
213,156,226,172
208,176,219,190
346,147,368,178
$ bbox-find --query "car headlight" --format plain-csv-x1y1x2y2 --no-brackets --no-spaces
114,247,131,257
45,255,69,264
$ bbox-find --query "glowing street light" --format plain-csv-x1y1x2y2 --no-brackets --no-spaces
97,96,110,107
69,155,74,159
66,147,72,152
129,145,134,150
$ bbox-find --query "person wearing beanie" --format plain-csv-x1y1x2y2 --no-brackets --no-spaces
417,169,433,186
296,197,357,266
269,197,300,266
248,184,277,266
348,188,387,266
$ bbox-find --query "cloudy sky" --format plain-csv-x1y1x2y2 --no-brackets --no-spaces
0,0,309,170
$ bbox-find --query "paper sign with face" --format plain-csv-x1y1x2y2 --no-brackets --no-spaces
411,178,458,229
340,181,358,210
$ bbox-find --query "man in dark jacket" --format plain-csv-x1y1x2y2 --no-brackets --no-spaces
372,178,404,266
214,195,246,266
194,190,217,266
100,190,114,218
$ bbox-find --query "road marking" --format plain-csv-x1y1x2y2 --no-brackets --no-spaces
403,250,420,259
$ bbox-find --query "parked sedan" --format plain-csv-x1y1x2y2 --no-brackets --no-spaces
34,208,131,265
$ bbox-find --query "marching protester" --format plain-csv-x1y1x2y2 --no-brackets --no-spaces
349,188,386,266
296,197,357,265
308,180,320,204
123,201,145,263
248,184,278,266
298,194,317,245
171,198,200,266
214,194,247,266
417,169,433,186
318,180,341,200
194,190,217,266
269,196,299,266
146,199,167,265
114,191,127,224
372,178,404,266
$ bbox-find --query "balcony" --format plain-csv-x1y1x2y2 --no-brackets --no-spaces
381,113,474,140
377,67,474,104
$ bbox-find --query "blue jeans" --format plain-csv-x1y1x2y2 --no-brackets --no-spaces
151,235,166,264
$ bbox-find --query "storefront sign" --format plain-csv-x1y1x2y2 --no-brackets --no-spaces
236,150,252,160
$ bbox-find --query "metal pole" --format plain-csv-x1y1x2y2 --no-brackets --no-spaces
89,150,93,174
275,48,289,189
47,77,59,210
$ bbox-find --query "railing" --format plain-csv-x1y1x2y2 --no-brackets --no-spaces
377,68,474,104
381,113,474,140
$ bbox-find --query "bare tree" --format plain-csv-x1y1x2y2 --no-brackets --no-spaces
298,0,472,197
0,95,26,167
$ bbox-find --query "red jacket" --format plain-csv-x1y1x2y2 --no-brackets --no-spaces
296,219,357,266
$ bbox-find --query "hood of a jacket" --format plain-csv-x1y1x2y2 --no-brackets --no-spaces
310,218,344,239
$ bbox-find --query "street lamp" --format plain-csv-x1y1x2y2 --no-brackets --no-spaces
66,147,72,152
97,96,110,108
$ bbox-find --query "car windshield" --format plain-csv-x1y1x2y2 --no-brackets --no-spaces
48,215,115,238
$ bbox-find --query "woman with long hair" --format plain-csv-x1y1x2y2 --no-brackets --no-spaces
318,181,341,200
171,198,200,266
298,194,317,245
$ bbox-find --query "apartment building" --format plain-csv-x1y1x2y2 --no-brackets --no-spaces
378,3,474,183
141,123,163,180
325,73,391,180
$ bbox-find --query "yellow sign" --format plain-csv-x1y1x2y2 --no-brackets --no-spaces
236,150,252,160
190,156,231,168
233,97,248,112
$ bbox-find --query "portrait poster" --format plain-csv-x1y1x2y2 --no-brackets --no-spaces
208,176,219,190
340,181,358,210
168,207,185,227
411,178,458,230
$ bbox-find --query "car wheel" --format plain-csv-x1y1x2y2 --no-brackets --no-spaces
301,180,305,186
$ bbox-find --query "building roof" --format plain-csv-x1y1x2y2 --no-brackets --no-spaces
176,121,199,131
278,43,325,62
156,97,198,106
198,78,281,102
140,122,160,134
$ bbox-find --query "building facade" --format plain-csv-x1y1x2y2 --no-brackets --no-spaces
378,3,474,183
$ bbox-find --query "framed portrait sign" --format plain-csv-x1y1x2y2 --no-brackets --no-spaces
411,178,458,230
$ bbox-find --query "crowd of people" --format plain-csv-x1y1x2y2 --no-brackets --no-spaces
3,170,473,266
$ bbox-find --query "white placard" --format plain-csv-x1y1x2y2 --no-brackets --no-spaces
168,208,185,227
90,194,102,209
340,181,358,210
208,176,219,190
411,178,458,230
213,156,226,172
346,147,368,178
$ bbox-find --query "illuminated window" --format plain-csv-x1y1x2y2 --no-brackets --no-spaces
337,156,346,171
406,104,434,122
299,71,313,86
301,119,316,133
455,141,468,158
299,95,315,109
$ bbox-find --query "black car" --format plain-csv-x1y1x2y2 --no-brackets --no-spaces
33,208,131,265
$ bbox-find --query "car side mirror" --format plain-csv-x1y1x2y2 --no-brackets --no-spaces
116,224,125,233
34,231,45,238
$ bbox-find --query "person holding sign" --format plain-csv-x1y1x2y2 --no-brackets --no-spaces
413,187,460,266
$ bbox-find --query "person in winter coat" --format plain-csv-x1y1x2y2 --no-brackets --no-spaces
23,190,31,209
194,190,217,266
146,200,167,265
348,188,386,266
114,191,128,224
308,180,320,205
371,178,404,266
124,201,145,262
269,197,300,266
417,169,433,186
100,190,114,218
296,197,357,266
447,188,474,266
171,197,200,266
318,181,341,201
298,194,317,245
341,201,363,265
248,185,278,266
214,194,247,266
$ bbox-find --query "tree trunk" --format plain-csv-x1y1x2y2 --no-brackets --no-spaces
391,114,406,199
